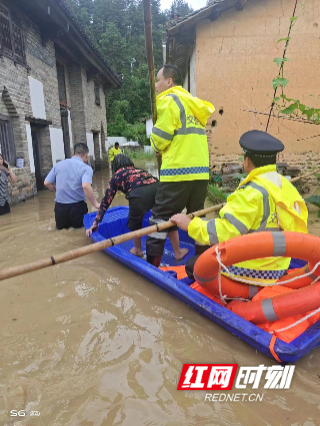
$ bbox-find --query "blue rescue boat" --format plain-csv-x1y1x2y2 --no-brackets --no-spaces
84,206,320,362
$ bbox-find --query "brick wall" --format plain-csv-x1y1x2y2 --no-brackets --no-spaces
196,0,320,157
84,78,108,164
26,22,61,129
0,2,60,204
68,64,86,143
1,0,112,204
0,56,30,164
85,79,107,135
0,53,34,203
209,150,320,189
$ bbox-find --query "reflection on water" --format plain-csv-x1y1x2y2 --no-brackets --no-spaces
0,164,320,425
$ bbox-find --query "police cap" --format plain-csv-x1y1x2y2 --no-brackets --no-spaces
240,130,284,157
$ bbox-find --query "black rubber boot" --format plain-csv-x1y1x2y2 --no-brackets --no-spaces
195,245,211,256
147,255,162,268
185,255,200,280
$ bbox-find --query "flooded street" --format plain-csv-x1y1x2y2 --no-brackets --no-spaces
0,162,320,426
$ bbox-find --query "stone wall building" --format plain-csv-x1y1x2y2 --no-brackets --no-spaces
165,0,320,179
0,0,121,204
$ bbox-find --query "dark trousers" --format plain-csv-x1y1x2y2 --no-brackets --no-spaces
55,201,88,230
0,201,10,216
185,254,201,280
127,182,159,231
146,180,208,262
185,247,211,280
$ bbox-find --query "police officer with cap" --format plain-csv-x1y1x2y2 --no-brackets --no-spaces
239,130,284,180
171,130,308,294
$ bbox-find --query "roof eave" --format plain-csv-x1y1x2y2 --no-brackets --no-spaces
167,0,247,37
13,0,122,88
54,2,122,89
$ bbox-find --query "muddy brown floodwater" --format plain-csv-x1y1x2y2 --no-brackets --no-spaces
0,161,320,426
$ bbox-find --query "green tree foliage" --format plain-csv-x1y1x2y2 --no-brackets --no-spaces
99,22,128,73
66,0,173,141
165,0,193,18
269,2,320,124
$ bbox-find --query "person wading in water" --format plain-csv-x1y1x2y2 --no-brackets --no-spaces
44,143,100,230
0,154,17,216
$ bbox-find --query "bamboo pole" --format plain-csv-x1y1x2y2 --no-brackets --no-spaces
142,0,162,176
0,204,225,282
3,169,316,282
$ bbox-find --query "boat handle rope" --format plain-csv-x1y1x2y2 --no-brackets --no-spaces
214,248,320,289
270,306,320,334
215,248,320,362
215,247,251,305
269,303,320,363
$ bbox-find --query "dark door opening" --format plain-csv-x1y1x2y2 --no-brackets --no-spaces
61,109,71,159
31,125,44,191
93,132,101,171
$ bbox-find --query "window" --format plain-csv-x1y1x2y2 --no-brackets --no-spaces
57,62,67,106
0,2,26,66
94,81,100,106
0,115,16,165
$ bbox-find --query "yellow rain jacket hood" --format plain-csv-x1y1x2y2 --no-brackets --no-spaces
158,86,215,127
188,165,308,285
253,169,308,234
151,86,214,182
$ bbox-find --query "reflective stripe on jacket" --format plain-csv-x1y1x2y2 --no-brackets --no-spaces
109,147,122,162
188,165,308,284
150,86,214,182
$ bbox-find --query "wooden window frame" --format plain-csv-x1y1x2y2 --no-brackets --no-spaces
94,81,101,106
0,2,27,68
0,114,16,165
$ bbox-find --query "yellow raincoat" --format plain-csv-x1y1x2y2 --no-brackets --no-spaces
150,86,214,182
188,165,308,284
109,147,122,162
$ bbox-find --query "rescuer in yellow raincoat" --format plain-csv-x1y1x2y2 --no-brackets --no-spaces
171,130,308,285
146,64,215,267
108,142,122,165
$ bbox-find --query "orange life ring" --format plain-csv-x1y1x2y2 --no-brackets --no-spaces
194,231,320,300
228,282,320,324
231,285,320,333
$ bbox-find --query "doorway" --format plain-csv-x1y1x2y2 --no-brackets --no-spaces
61,109,71,159
30,125,44,191
93,132,101,171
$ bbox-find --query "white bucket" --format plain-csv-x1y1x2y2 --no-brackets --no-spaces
16,158,24,168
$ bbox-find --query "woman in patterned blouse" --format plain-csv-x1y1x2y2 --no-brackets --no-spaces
0,154,17,216
86,154,159,257
86,154,189,260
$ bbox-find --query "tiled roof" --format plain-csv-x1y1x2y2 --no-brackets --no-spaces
165,1,221,30
166,0,245,35
165,0,248,76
